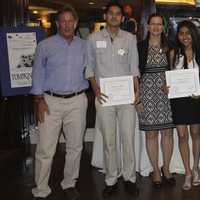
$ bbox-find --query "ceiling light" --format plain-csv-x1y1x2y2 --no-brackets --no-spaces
155,0,195,5
89,1,95,5
33,10,38,14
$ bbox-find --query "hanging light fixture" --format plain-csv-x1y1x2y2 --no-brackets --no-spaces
155,0,195,5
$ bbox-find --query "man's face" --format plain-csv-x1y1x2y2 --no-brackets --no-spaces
56,11,77,39
104,6,123,28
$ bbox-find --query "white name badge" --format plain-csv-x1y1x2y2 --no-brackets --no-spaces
96,41,107,48
118,48,126,56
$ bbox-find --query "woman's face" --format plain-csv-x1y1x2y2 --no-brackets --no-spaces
178,26,192,48
148,16,163,37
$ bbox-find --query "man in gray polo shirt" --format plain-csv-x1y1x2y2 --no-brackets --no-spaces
86,2,140,198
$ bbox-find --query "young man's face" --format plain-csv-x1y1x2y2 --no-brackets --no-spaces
104,6,123,28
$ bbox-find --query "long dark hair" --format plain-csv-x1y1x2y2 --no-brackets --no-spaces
146,13,169,51
173,20,200,69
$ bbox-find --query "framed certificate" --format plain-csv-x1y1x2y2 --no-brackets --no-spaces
165,68,200,99
100,76,134,106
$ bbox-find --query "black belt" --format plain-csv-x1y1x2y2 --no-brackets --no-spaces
45,90,85,99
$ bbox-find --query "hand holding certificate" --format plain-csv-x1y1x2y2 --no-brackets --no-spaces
100,76,134,106
165,68,200,99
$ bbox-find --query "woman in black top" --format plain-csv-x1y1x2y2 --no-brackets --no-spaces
137,13,175,188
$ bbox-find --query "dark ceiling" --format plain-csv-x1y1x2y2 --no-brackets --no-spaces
29,0,142,22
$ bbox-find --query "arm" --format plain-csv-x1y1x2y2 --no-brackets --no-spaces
163,49,175,94
169,49,175,70
33,95,49,123
85,35,107,103
133,76,140,105
129,35,140,104
31,42,49,123
89,77,107,104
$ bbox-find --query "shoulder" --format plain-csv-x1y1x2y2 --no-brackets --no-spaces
119,30,137,45
37,35,58,49
74,36,86,46
137,39,148,51
137,39,147,46
88,30,104,41
74,36,85,43
120,29,135,38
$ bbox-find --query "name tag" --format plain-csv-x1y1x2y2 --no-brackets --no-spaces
96,41,107,48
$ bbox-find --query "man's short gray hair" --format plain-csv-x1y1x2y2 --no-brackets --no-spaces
56,4,79,22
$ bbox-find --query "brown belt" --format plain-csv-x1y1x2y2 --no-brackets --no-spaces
45,90,85,99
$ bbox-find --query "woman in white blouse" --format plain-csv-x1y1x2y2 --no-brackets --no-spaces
169,20,200,190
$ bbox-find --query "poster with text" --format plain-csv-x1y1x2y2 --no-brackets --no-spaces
6,32,37,88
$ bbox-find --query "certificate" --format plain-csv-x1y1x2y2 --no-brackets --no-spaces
165,68,200,99
100,76,134,106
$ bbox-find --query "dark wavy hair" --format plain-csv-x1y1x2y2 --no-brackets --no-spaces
173,20,200,69
105,2,124,16
146,13,169,51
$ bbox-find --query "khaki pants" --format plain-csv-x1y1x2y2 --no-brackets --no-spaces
96,100,136,186
32,93,87,198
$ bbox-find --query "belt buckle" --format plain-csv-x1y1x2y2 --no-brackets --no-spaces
48,90,54,96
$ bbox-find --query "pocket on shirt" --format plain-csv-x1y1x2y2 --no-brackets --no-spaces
119,53,128,64
96,49,105,65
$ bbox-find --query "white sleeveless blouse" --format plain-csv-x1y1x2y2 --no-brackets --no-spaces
175,55,199,70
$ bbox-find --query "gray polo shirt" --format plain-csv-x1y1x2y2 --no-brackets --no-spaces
85,28,139,84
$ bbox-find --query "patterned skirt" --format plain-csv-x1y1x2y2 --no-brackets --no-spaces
138,72,174,131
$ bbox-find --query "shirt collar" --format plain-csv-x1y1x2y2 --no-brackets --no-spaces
56,33,76,44
101,28,123,39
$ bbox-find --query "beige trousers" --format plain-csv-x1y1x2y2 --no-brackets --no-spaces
32,93,87,198
96,100,137,186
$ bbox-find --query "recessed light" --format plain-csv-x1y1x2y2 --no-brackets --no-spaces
33,10,38,14
89,1,95,5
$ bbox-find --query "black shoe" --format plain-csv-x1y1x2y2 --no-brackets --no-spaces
102,183,118,198
124,181,139,196
161,167,176,186
32,197,47,200
64,187,80,200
